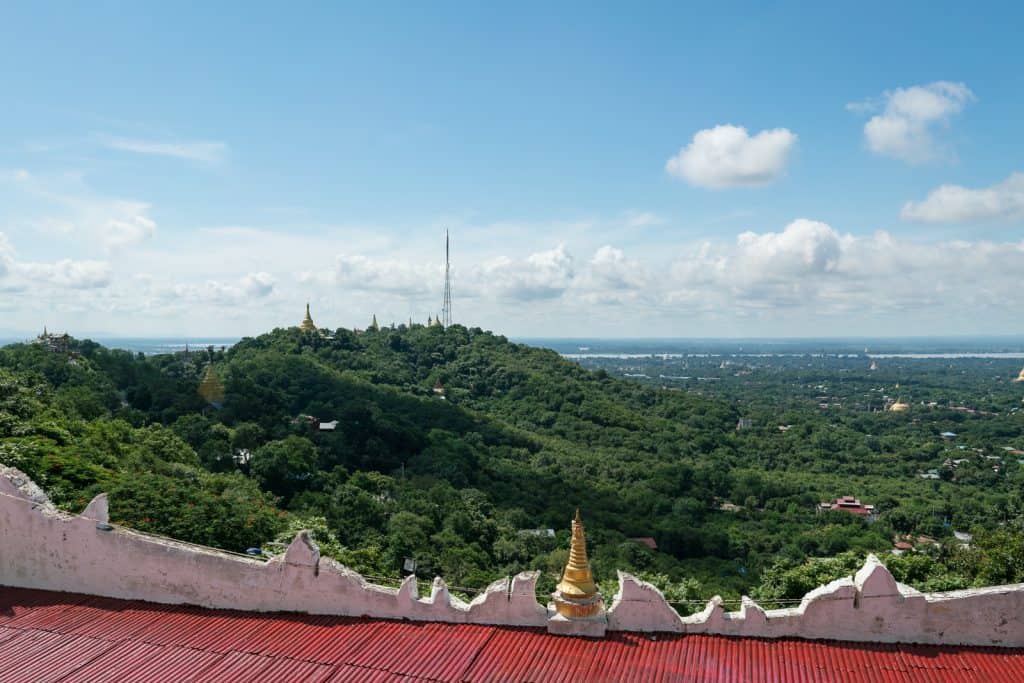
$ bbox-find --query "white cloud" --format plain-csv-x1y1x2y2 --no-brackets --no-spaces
667,219,1024,316
585,246,648,290
851,81,975,163
15,259,112,289
99,136,228,164
476,246,575,301
104,202,157,249
0,231,112,290
901,172,1024,223
623,211,663,229
666,125,797,189
0,233,13,278
166,272,277,305
302,254,437,297
3,170,157,250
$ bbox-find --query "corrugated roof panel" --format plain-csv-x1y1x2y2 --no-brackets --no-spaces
186,650,273,682
58,598,174,640
2,587,1024,682
257,655,337,683
0,631,116,682
60,640,225,683
0,629,69,672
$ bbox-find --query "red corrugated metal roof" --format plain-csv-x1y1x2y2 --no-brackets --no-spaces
1,586,1022,682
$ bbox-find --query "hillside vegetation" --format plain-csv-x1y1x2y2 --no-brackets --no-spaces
2,324,1023,605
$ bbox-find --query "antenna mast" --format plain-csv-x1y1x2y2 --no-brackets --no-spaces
441,229,452,327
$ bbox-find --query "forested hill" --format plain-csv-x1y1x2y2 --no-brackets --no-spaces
221,324,738,534
2,324,1023,604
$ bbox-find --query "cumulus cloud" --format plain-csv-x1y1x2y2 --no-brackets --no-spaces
300,254,437,298
666,125,797,189
476,246,575,301
166,272,277,305
0,231,112,289
15,259,112,289
99,135,228,164
850,81,975,163
668,219,1024,315
901,172,1024,223
104,202,157,249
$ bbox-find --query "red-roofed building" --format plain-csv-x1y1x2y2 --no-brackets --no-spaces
1,587,1023,682
819,495,877,521
628,536,658,551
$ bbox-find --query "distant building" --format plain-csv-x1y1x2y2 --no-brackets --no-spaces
319,420,339,432
940,431,957,440
628,537,658,551
736,418,754,431
32,327,71,354
888,397,910,412
819,496,877,521
1014,367,1024,383
517,528,555,538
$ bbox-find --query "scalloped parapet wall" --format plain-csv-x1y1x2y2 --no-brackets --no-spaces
1,466,1023,646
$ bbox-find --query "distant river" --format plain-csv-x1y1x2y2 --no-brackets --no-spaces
868,353,1024,359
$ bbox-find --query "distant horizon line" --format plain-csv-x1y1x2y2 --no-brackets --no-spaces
2,330,1024,343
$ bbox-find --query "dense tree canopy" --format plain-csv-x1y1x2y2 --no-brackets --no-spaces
1,326,1022,605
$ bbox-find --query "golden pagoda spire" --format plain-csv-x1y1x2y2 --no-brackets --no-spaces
370,314,379,331
300,303,316,332
197,365,225,406
1014,367,1024,382
552,508,604,620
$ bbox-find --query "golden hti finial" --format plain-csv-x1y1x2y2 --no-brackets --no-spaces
552,508,604,619
300,302,317,332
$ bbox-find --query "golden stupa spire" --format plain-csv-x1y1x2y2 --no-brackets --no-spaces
557,508,597,598
550,508,605,623
197,365,225,405
1014,367,1024,382
300,303,316,332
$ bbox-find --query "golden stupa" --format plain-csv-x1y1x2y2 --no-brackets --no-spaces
889,397,910,412
197,365,225,406
300,303,317,332
552,509,604,619
1014,367,1024,383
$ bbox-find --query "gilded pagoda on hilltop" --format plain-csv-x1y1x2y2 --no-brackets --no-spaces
549,509,606,636
300,303,317,333
1014,367,1024,383
197,365,225,407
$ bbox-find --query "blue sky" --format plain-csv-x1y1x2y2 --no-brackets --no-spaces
1,2,1022,337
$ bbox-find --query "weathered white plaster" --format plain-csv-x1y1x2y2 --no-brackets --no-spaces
607,572,683,633
547,611,607,638
2,467,1024,645
0,467,547,628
